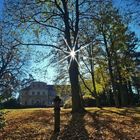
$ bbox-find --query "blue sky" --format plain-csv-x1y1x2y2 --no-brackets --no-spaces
0,0,139,84
0,0,3,19
113,0,140,39
0,0,56,84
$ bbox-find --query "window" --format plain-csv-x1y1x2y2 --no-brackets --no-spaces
37,92,40,95
32,92,35,95
43,92,45,95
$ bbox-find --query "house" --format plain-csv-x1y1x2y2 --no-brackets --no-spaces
19,81,56,107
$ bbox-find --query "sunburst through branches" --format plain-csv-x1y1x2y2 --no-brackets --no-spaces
57,37,92,69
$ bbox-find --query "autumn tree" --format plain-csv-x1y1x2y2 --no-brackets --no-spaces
92,1,138,107
4,0,102,112
0,18,33,103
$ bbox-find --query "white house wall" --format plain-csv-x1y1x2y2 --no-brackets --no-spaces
20,82,56,107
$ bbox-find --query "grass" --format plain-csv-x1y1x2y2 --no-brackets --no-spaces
0,107,140,140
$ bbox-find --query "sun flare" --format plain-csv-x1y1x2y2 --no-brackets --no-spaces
57,37,92,69
70,48,76,59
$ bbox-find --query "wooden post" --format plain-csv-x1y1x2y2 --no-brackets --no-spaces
53,96,61,133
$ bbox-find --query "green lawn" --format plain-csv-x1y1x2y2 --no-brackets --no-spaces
0,107,140,140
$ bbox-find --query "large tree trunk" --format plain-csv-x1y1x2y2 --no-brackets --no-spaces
62,0,84,112
69,59,85,113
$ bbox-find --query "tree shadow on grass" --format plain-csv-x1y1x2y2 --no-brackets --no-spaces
50,112,89,140
87,107,140,139
100,108,140,123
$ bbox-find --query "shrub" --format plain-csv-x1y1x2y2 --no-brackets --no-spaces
63,97,72,109
83,95,96,107
0,111,5,129
2,98,20,109
63,95,96,109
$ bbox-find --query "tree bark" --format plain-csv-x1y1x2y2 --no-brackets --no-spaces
62,0,85,112
69,59,85,113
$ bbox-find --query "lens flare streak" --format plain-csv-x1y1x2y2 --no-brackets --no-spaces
58,38,92,69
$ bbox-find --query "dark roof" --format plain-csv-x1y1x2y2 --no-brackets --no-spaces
31,81,47,85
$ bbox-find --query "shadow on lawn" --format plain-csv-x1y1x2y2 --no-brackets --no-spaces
50,112,89,140
101,108,140,123
87,110,131,140
1,108,139,139
50,108,140,140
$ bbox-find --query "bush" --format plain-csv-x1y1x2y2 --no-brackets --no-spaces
63,96,96,109
63,97,72,109
2,98,20,109
83,95,96,107
0,111,5,129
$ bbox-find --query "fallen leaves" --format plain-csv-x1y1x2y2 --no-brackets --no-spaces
0,107,140,140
